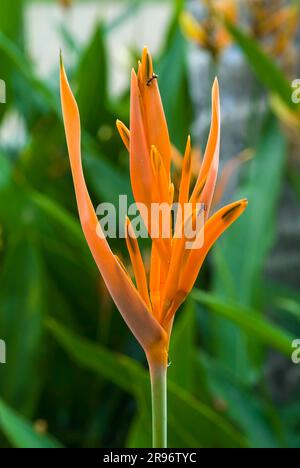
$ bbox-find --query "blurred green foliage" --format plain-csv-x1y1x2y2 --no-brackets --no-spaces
0,0,300,448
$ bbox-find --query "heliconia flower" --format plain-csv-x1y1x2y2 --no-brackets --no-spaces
60,47,247,447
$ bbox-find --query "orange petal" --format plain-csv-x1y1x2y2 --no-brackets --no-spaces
162,199,247,327
168,182,174,205
151,145,170,204
179,199,248,295
191,147,202,178
125,217,152,311
150,243,161,317
190,78,220,217
60,58,166,354
178,135,192,205
130,69,153,208
116,119,130,152
138,47,171,177
161,203,204,319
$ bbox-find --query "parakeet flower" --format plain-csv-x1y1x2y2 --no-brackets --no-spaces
60,47,247,370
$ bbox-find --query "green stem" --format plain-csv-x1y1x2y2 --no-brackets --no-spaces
149,362,167,448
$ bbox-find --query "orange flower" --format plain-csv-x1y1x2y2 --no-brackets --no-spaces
60,47,247,369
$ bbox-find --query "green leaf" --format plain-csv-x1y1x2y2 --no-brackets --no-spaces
224,20,298,111
215,116,286,304
105,0,142,34
196,354,285,448
0,30,59,120
0,0,24,122
157,27,193,151
126,413,152,448
168,300,197,394
211,115,286,380
76,23,109,135
0,236,46,414
29,189,84,246
47,319,248,448
83,150,133,207
0,0,23,44
0,398,63,448
273,297,300,322
192,290,295,357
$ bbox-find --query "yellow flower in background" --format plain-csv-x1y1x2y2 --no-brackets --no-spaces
180,0,237,57
181,0,299,61
248,0,299,58
60,47,247,447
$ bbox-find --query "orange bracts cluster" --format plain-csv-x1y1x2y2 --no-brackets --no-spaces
60,48,247,367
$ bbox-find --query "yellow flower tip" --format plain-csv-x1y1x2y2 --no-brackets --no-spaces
183,136,192,171
59,49,64,69
116,119,130,151
186,134,192,154
151,145,162,171
168,182,174,204
180,11,207,45
141,46,154,83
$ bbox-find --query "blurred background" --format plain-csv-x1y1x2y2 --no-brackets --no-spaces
0,0,300,448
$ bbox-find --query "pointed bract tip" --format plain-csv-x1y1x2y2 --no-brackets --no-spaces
212,76,219,95
141,47,153,81
131,68,137,80
143,45,149,53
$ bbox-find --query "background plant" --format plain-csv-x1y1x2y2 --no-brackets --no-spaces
0,0,299,448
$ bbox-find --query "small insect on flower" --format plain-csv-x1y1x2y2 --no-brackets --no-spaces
147,73,159,86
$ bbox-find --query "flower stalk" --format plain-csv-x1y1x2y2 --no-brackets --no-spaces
149,361,167,448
